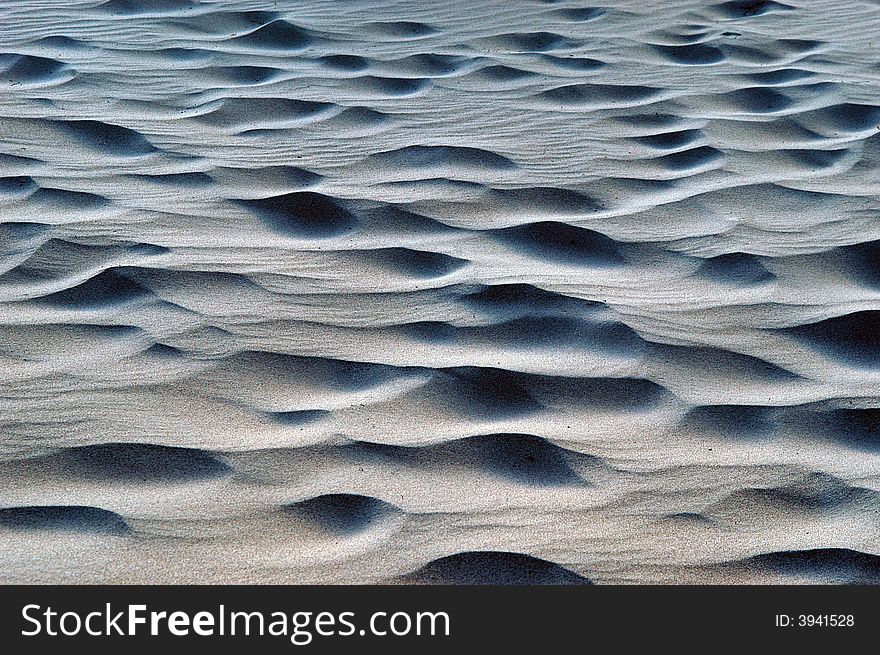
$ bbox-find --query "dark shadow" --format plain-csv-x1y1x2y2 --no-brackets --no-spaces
0,505,131,535
785,311,880,367
283,494,400,535
271,409,330,426
683,405,775,439
239,192,358,238
230,20,311,51
406,551,592,584
634,129,703,150
365,247,468,279
41,269,151,309
55,120,157,156
653,44,725,65
495,221,624,267
695,252,774,286
370,145,516,170
739,548,880,584
51,442,232,482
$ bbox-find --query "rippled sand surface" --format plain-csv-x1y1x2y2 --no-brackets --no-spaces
1,0,880,584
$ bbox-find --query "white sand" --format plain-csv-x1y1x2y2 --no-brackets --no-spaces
1,0,880,583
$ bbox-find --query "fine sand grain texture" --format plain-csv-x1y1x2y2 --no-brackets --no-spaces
1,0,880,584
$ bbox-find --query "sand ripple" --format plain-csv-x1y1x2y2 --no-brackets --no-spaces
1,0,880,583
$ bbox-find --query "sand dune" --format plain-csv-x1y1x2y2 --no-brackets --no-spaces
1,0,880,584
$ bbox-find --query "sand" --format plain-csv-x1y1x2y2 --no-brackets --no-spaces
1,0,879,584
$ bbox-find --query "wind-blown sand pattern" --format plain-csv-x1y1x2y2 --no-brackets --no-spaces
1,0,880,584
